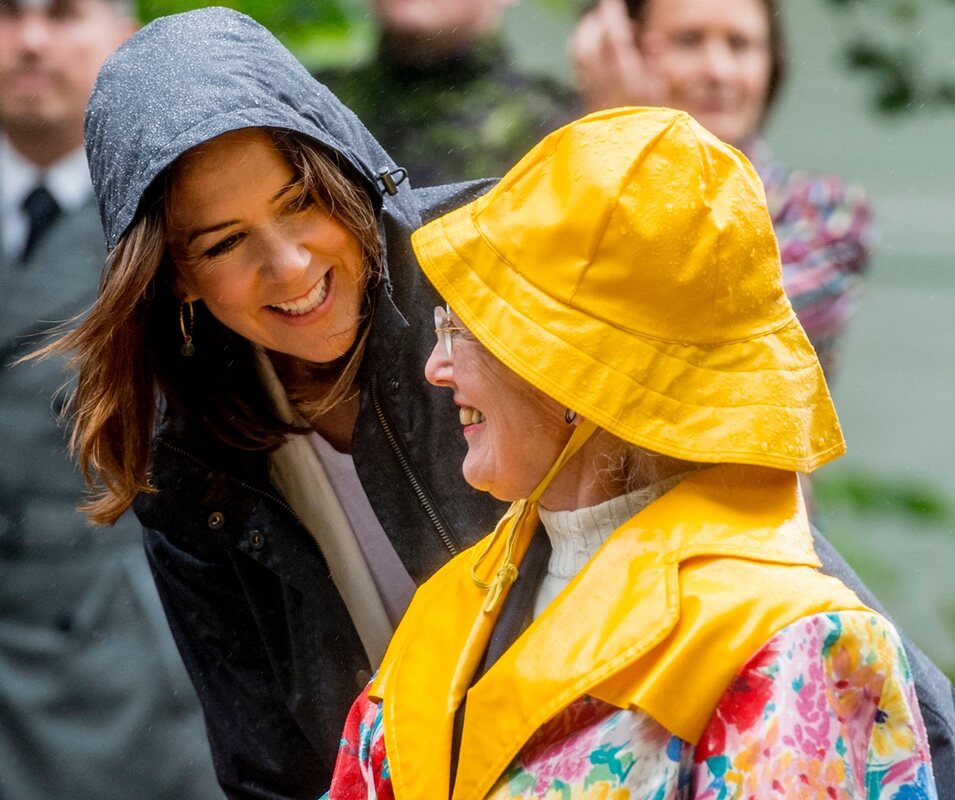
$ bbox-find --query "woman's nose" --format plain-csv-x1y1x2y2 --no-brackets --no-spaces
425,339,453,387
259,229,309,282
701,39,735,82
16,12,54,53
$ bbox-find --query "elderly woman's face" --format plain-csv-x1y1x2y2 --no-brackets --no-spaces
166,128,366,364
425,309,570,502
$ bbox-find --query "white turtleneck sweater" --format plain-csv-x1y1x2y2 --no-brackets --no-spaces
533,474,688,619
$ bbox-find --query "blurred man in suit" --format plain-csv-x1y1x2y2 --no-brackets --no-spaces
0,1,222,797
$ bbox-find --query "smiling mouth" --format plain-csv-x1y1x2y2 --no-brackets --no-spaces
691,93,737,112
460,406,485,426
7,71,52,90
269,273,329,316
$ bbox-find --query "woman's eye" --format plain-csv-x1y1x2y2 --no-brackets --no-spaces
204,232,243,258
670,31,702,49
728,35,755,53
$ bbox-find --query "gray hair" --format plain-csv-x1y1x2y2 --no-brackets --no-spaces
599,438,705,494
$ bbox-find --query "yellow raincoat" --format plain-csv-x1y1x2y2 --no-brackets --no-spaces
370,464,868,799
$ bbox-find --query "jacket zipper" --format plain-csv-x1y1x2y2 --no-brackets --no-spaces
371,376,459,557
159,382,460,558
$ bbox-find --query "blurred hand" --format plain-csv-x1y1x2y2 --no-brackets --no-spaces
569,0,668,112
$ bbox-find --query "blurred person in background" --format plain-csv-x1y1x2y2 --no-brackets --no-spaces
319,0,576,185
0,1,221,797
571,0,872,382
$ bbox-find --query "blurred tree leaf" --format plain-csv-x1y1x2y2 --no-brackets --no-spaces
538,0,578,11
844,40,917,111
139,0,352,26
137,0,375,68
820,0,955,114
815,469,954,524
936,80,955,103
890,0,919,21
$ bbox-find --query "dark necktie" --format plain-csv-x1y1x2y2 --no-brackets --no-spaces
20,184,62,263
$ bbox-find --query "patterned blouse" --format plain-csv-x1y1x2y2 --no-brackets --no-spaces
748,140,875,382
325,610,937,799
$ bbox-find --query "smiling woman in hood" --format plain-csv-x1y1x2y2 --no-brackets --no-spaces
73,5,462,519
46,7,506,796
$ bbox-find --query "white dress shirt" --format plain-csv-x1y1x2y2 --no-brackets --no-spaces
1,135,93,259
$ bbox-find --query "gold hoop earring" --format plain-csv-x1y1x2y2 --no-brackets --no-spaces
179,301,195,357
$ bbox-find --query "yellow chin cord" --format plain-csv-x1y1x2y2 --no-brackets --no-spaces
470,418,599,612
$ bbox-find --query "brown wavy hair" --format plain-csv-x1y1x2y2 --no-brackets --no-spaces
44,128,381,524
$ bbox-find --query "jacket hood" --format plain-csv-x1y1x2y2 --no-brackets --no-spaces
85,6,406,251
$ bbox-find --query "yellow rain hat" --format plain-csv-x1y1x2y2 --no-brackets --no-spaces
411,107,844,472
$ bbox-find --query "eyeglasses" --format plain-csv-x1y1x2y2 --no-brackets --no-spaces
433,305,468,358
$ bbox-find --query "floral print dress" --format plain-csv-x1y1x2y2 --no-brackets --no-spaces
326,610,937,799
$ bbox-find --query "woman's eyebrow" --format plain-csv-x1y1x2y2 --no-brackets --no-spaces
186,220,238,247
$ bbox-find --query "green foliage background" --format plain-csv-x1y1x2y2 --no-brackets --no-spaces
137,0,376,67
819,0,955,112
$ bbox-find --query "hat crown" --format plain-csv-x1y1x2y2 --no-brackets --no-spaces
470,108,791,345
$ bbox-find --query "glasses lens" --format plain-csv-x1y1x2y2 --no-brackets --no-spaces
434,305,452,357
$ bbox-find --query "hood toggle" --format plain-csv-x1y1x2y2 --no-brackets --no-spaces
376,166,409,196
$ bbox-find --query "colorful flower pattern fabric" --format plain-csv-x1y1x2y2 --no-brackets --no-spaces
325,611,937,799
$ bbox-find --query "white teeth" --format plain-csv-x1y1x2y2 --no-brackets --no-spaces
271,274,328,315
459,406,485,426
